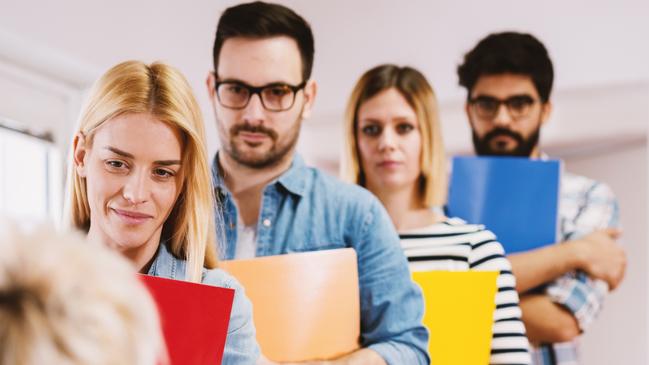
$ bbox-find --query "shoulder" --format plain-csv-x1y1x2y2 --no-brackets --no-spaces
441,218,498,241
303,167,386,219
201,267,245,291
562,171,617,201
305,167,377,201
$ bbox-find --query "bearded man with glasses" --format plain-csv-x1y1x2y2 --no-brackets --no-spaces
206,2,429,364
458,32,627,365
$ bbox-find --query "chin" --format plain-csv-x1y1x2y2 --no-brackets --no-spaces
107,227,156,250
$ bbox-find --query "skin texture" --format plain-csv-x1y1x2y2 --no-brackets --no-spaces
73,113,183,272
206,36,317,227
355,88,439,231
466,73,551,158
465,73,626,344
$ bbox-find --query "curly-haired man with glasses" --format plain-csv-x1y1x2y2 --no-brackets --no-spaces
458,32,627,365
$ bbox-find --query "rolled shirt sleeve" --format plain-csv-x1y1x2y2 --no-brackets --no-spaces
354,198,429,365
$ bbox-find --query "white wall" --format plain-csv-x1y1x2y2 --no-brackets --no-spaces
560,141,647,364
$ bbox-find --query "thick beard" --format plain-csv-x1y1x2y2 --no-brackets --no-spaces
220,114,302,169
472,124,541,157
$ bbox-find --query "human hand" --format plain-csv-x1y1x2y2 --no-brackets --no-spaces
571,228,626,289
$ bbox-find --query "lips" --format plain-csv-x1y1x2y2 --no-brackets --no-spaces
378,160,402,168
111,208,153,225
239,131,269,143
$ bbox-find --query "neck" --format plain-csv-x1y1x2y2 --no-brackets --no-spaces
87,224,161,273
218,151,294,226
368,181,439,231
529,146,541,159
218,151,294,195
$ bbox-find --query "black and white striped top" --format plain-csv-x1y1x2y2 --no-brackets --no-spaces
400,218,531,365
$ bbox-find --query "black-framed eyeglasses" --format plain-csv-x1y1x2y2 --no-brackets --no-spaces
469,94,537,120
215,79,307,112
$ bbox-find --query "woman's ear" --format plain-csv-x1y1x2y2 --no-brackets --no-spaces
73,133,88,178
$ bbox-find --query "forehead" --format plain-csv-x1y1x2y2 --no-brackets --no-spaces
217,36,303,86
471,73,540,99
358,88,416,121
92,113,182,160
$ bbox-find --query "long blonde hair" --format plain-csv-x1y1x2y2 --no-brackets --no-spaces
65,61,217,282
341,64,447,208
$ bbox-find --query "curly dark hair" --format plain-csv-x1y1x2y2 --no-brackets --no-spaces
457,32,554,102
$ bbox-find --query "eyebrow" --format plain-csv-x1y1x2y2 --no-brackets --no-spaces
473,93,534,100
105,146,181,166
217,78,295,87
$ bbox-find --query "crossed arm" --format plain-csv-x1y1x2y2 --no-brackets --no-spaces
510,228,626,343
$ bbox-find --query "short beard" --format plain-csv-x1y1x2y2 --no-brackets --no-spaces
472,125,541,157
220,115,302,169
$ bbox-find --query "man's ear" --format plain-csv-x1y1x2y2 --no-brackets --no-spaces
540,101,553,126
300,79,318,120
206,72,217,101
464,101,476,129
73,133,88,178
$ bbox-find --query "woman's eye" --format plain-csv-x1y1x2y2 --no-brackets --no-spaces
154,169,174,178
106,160,126,169
361,125,381,136
396,123,414,134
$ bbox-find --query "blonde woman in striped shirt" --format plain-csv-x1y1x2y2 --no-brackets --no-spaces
342,64,531,365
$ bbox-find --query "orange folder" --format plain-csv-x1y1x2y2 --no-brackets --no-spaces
139,274,235,365
220,248,360,362
412,271,499,365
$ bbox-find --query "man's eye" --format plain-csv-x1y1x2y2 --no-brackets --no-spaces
508,97,532,110
228,85,246,94
477,100,498,111
268,87,290,97
361,125,381,136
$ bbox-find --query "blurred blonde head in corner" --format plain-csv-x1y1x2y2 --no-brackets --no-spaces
0,224,164,365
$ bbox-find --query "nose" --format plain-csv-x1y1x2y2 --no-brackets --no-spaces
242,93,266,125
492,103,514,127
122,169,150,205
378,127,397,152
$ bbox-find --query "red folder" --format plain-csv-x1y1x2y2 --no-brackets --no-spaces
139,274,235,365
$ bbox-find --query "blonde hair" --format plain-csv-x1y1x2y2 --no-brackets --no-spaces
0,224,165,365
65,61,217,282
341,64,447,208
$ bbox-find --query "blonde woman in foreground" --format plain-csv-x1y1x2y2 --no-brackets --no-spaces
66,60,259,364
342,64,531,365
0,225,163,365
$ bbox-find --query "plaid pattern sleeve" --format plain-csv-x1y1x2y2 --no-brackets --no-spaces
532,172,620,365
547,173,619,330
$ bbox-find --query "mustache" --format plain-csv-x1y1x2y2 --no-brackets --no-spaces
230,123,278,141
482,127,525,145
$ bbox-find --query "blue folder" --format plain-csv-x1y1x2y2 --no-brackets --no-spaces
447,156,562,254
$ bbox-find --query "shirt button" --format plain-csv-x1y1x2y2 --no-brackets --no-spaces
262,218,271,227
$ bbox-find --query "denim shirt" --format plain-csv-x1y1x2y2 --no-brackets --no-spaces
213,154,429,365
147,242,260,365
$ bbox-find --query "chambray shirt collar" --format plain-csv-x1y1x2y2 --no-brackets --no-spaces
211,152,308,197
147,241,187,281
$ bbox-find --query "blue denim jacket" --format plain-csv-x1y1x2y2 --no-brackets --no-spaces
213,154,429,365
147,242,260,365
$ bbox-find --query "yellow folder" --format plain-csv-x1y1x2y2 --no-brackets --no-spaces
412,271,498,365
220,248,360,362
